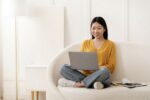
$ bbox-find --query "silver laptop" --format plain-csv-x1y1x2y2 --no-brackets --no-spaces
69,52,99,70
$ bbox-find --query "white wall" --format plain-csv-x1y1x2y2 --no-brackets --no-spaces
55,0,124,46
55,0,150,45
129,0,150,43
91,0,126,41
2,16,17,100
1,0,150,99
1,2,64,99
54,0,91,46
0,0,3,99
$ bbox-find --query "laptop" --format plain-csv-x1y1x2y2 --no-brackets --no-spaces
68,52,99,70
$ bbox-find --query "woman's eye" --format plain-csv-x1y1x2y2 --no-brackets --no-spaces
92,27,95,30
98,26,103,29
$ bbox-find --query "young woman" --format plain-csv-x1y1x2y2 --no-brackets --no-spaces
59,16,116,89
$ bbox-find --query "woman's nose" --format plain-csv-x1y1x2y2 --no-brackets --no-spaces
94,29,98,33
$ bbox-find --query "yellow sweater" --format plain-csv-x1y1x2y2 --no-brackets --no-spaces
80,39,116,75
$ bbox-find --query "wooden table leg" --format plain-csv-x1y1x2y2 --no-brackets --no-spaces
36,91,39,100
31,91,39,100
32,91,34,100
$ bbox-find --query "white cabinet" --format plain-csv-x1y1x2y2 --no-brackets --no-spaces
25,65,47,100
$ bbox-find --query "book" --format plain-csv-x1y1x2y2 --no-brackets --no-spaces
122,83,147,88
111,81,147,89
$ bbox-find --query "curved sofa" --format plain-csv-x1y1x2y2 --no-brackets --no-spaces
47,42,150,100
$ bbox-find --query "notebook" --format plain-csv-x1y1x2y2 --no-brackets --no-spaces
68,52,99,70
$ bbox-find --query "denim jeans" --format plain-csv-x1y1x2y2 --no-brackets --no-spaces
60,64,111,88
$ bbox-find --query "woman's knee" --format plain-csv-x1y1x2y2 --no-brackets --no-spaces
100,67,110,74
96,67,111,80
61,64,70,70
60,64,71,75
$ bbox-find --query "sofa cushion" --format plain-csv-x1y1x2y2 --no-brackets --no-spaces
58,85,150,100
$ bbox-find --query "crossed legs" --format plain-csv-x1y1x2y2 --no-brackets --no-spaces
60,64,111,88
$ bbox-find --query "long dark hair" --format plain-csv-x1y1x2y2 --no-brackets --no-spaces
90,16,108,39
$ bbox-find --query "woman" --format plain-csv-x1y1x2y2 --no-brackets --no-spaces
59,16,116,89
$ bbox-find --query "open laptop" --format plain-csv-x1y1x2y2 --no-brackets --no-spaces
68,52,99,70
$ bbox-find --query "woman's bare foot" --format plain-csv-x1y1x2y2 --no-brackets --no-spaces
74,81,85,87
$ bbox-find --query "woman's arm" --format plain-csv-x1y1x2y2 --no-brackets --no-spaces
104,43,116,73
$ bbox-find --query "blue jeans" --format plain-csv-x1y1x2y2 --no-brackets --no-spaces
60,64,111,88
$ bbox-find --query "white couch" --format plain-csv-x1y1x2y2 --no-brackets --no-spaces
47,42,150,100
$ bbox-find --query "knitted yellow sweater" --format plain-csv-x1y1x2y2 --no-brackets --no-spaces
80,39,116,75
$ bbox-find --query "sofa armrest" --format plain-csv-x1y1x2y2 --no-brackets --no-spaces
47,42,81,100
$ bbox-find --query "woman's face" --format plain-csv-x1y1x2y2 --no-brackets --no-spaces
91,22,105,39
